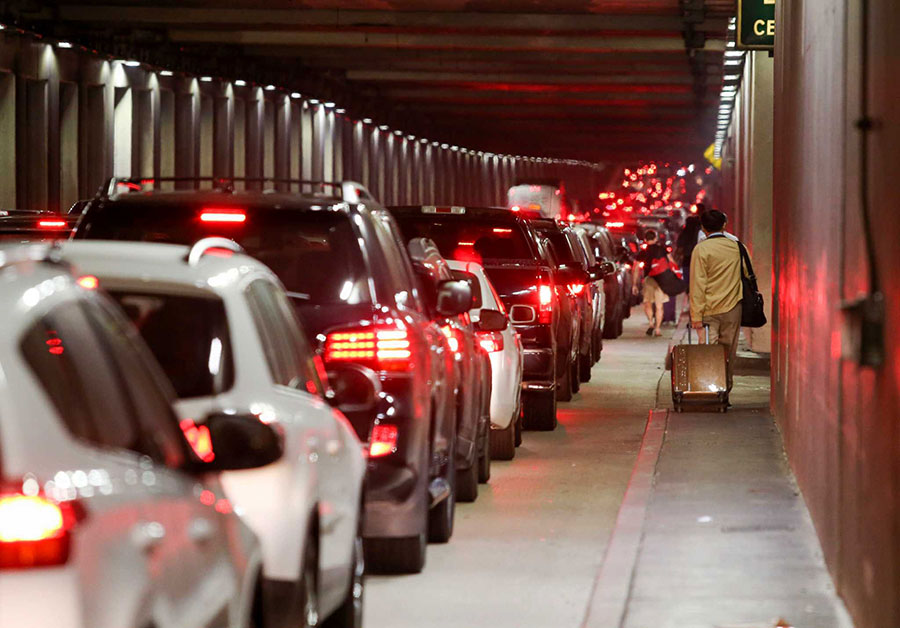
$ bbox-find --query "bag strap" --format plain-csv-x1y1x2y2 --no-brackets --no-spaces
708,234,759,288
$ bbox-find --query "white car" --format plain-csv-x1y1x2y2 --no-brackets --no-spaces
0,245,279,628
448,259,524,460
57,239,369,628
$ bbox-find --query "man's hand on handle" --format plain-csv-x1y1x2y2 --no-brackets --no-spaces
690,321,705,330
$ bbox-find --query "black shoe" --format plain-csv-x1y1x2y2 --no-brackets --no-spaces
646,327,654,336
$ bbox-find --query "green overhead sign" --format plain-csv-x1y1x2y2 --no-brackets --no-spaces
737,0,776,50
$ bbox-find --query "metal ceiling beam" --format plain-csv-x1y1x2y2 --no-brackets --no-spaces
167,29,726,53
344,70,697,86
56,6,729,32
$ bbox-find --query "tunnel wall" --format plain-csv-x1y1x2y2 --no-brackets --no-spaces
0,30,604,212
773,2,899,627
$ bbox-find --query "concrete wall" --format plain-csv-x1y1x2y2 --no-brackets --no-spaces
773,1,900,627
0,31,603,212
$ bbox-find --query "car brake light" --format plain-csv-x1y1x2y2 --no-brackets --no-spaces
0,492,80,569
369,424,398,457
536,283,553,324
180,418,215,463
477,331,504,353
605,222,625,229
325,323,413,371
510,205,521,212
567,283,585,296
37,220,67,229
76,275,99,290
492,228,512,234
200,209,246,223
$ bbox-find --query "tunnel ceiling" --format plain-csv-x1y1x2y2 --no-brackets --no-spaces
25,0,735,164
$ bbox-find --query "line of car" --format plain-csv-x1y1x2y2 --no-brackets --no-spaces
0,177,635,628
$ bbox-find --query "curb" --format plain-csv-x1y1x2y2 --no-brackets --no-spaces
581,409,668,628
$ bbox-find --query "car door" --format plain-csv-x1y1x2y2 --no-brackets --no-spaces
83,297,240,628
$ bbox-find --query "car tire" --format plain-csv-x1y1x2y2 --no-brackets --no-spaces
428,451,456,543
522,390,557,431
477,423,491,482
602,312,618,339
556,357,573,401
579,352,593,383
322,533,364,628
616,309,625,337
363,534,426,575
489,421,516,460
570,359,581,394
456,462,478,503
514,411,523,446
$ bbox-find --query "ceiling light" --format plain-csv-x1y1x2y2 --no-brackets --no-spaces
379,125,390,131
324,102,335,108
336,108,346,114
441,143,449,149
57,41,73,49
264,84,276,91
291,92,302,99
394,130,403,136
420,138,428,144
160,70,174,77
308,98,320,104
362,118,373,124
234,79,247,86
200,76,213,82
725,50,743,58
121,60,141,67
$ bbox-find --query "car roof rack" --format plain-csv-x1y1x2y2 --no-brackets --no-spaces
97,177,377,205
186,237,245,267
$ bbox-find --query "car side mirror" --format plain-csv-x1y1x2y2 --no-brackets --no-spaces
327,364,382,414
191,412,283,472
476,308,508,332
590,261,616,279
556,264,589,285
436,279,473,316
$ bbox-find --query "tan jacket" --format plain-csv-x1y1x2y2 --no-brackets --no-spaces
689,234,744,322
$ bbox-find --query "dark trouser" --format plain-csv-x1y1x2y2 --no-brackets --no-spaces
702,302,742,392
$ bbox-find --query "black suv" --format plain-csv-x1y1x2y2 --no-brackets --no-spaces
386,205,569,431
73,178,469,573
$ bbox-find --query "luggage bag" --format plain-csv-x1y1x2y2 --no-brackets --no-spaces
671,325,729,413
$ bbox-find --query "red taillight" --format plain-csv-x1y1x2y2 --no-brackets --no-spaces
536,283,553,324
325,323,413,371
200,209,246,223
477,331,504,353
76,275,99,290
369,424,398,458
37,220,67,229
0,492,79,569
605,221,625,229
567,283,585,296
180,418,215,463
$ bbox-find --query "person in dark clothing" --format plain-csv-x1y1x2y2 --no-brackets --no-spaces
676,215,703,291
631,229,676,337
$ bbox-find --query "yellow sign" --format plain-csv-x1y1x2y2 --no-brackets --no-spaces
704,143,722,170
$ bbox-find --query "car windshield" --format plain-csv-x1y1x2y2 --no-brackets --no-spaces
392,216,535,264
80,205,372,305
108,291,234,399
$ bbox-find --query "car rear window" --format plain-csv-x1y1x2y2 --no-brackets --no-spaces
392,215,535,264
79,205,372,305
534,226,578,265
108,291,234,399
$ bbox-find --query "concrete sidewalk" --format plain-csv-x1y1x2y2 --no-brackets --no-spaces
586,324,852,628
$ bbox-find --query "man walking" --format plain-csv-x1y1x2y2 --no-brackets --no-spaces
689,210,748,393
632,229,675,337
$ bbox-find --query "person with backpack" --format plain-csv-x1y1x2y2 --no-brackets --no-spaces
632,229,677,337
689,209,755,393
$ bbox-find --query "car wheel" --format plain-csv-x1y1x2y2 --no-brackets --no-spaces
570,359,581,394
579,352,593,383
615,310,625,337
455,462,478,502
602,312,618,339
489,421,516,461
428,454,456,543
322,534,364,628
477,422,492,482
556,357,573,401
514,412,523,446
363,534,426,574
522,390,557,431
299,529,319,628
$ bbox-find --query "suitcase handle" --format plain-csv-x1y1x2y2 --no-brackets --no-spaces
687,324,711,345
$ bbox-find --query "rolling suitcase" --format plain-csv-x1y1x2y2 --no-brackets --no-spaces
671,325,729,413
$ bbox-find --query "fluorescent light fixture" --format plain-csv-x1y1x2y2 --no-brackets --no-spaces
407,135,416,140
291,92,302,99
441,143,449,149
725,60,743,66
264,84,276,91
336,108,346,114
394,130,403,136
451,145,459,151
57,41,73,49
122,60,141,67
160,70,174,77
432,141,440,147
378,125,390,131
234,79,247,86
420,138,429,144
324,102,335,108
308,98,320,104
725,51,743,58
362,118,373,124
724,74,741,80
200,76,213,82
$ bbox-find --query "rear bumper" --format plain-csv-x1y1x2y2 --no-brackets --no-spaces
522,347,554,385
